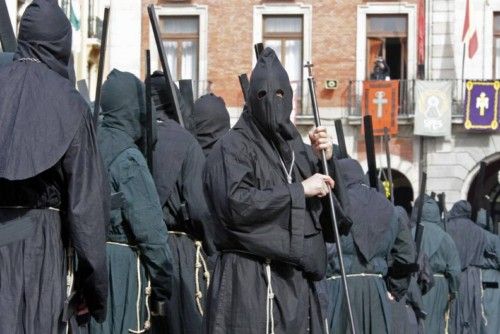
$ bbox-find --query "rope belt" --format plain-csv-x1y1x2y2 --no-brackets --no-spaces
265,259,275,334
65,245,74,334
480,269,487,326
168,231,211,315
327,273,383,280
106,242,152,333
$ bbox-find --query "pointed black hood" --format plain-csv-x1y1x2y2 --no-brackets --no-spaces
150,71,195,132
14,0,72,79
337,158,394,262
193,93,230,156
448,200,472,220
248,47,297,165
0,0,84,180
410,194,442,228
98,69,146,167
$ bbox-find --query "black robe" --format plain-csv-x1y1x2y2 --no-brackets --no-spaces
0,1,108,332
151,116,214,334
326,160,416,334
446,201,494,334
90,69,173,334
410,196,461,334
204,109,353,333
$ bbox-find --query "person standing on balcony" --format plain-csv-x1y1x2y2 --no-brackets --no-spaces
371,56,391,80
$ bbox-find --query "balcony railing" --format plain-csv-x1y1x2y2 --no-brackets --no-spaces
346,79,467,119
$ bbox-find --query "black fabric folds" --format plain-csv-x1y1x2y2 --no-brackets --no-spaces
0,0,82,181
14,0,72,80
192,93,230,156
337,158,394,262
447,200,488,269
150,71,195,132
98,69,145,168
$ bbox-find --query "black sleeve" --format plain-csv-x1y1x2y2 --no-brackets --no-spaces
118,149,173,303
204,147,307,265
62,114,109,323
181,141,216,255
386,214,417,301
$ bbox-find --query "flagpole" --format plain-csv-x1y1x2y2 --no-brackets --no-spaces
461,43,466,103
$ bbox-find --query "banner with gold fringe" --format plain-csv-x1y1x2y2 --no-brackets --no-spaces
464,80,499,131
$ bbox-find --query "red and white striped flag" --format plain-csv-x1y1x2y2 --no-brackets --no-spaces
462,0,478,58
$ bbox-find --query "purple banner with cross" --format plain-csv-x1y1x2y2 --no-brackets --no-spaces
464,81,500,131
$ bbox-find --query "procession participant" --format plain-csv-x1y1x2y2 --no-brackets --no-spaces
203,48,351,334
89,69,173,334
0,1,108,332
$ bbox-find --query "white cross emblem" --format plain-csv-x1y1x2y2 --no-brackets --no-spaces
373,91,388,118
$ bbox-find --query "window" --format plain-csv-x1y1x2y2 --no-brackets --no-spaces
494,13,500,78
366,14,408,80
160,15,199,94
263,15,304,115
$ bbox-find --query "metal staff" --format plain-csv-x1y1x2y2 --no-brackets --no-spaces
0,0,16,52
414,172,427,257
383,127,394,203
364,116,378,189
334,119,348,159
147,5,185,128
93,6,110,126
305,61,356,334
145,50,154,172
437,192,447,231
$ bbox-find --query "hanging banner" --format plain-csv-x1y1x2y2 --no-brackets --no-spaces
414,80,452,137
362,80,399,136
464,81,499,130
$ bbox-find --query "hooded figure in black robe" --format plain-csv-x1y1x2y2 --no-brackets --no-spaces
446,201,500,334
326,159,416,334
475,209,500,334
192,93,231,156
0,1,108,332
148,75,215,334
89,69,173,334
202,48,352,334
410,195,461,334
150,70,196,134
391,206,427,334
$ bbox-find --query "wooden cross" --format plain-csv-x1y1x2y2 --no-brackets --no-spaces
304,61,314,77
476,92,489,116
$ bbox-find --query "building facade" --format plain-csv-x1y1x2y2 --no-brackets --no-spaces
4,0,500,226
